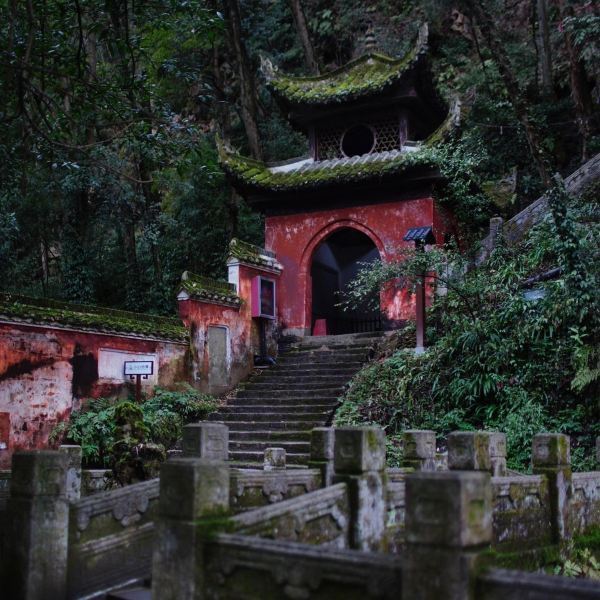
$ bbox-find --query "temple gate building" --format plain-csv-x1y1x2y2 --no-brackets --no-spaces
219,24,459,338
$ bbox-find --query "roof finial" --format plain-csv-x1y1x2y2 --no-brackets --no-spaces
364,6,377,53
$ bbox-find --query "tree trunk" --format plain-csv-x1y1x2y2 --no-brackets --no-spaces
289,0,318,74
466,0,552,188
221,0,263,160
536,0,553,97
559,1,593,163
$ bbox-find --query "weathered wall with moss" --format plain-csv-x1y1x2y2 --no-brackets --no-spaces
0,322,188,467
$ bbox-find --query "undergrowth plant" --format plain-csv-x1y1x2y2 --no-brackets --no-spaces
50,385,217,468
336,183,599,471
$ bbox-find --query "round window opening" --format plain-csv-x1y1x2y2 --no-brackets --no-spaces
341,124,375,157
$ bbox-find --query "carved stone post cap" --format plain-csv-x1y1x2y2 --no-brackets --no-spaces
402,430,436,459
182,422,229,461
264,447,286,471
59,445,83,466
532,433,570,468
10,450,68,498
334,427,385,474
158,457,229,520
310,427,334,461
405,470,492,548
448,431,506,471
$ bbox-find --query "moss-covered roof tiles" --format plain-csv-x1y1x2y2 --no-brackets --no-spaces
265,25,428,108
179,272,241,308
228,238,282,271
219,144,439,195
0,293,188,342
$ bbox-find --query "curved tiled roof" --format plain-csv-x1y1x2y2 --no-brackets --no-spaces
0,293,188,342
264,25,429,108
218,139,440,195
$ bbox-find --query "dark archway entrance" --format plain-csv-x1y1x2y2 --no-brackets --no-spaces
311,228,382,335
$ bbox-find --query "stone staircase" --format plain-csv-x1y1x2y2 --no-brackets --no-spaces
208,332,385,467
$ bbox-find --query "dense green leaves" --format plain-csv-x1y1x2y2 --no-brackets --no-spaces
337,189,600,471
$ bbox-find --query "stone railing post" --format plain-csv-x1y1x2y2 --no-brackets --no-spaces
403,471,492,599
182,422,229,460
59,445,82,502
152,457,230,599
333,427,387,551
308,427,334,486
402,429,436,471
264,447,286,471
532,433,572,542
448,431,507,476
6,450,69,600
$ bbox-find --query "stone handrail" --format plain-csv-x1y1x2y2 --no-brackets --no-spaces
230,482,350,547
204,533,403,599
67,478,160,598
476,152,600,264
229,466,322,510
477,567,600,599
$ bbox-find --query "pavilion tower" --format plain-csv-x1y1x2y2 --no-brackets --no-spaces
220,24,460,337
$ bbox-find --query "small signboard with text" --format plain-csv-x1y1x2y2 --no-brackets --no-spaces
124,360,154,376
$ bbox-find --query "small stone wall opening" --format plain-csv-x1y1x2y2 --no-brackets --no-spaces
310,228,381,335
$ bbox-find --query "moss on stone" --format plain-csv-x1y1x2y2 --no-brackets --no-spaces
179,271,241,308
228,238,277,269
0,292,187,342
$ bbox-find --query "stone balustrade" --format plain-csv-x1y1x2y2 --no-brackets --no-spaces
0,425,598,599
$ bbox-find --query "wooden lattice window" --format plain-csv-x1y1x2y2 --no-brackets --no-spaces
316,116,401,160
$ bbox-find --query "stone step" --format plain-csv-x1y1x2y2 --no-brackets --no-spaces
241,382,346,391
236,385,344,402
217,404,336,414
229,450,309,464
246,375,351,385
211,411,329,423
266,366,363,376
297,332,385,347
276,354,368,366
228,396,339,406
229,440,310,453
229,430,311,441
223,420,330,431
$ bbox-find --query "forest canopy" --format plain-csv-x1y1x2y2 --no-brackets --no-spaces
0,0,598,315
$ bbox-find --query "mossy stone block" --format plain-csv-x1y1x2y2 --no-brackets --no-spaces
405,471,492,548
532,434,570,468
448,431,501,471
158,458,229,520
59,445,82,502
310,428,334,461
334,427,385,474
403,430,436,459
10,450,68,498
182,422,229,460
264,448,286,471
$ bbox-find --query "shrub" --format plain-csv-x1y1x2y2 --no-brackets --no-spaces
51,385,217,468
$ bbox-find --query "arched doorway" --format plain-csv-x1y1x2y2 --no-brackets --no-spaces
310,228,382,335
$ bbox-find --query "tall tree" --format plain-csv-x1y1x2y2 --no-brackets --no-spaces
289,0,319,74
559,1,594,162
221,0,263,160
536,0,554,97
463,0,553,188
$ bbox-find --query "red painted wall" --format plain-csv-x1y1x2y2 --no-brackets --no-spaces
0,322,188,467
178,264,280,394
265,196,456,334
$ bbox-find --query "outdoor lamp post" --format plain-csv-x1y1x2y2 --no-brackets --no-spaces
403,226,436,354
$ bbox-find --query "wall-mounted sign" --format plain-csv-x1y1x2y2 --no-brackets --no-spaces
251,276,276,319
124,360,154,376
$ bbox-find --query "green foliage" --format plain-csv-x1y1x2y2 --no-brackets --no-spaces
52,386,217,468
337,188,600,471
